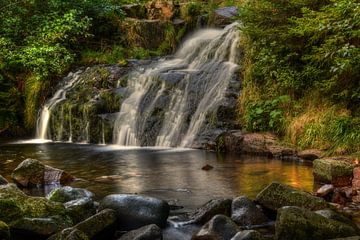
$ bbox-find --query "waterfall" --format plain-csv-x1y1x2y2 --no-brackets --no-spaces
35,70,83,140
113,22,241,147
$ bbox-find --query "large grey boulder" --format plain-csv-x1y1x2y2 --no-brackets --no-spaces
210,7,238,28
275,206,357,240
231,196,268,227
192,214,240,240
99,194,169,230
119,224,162,240
256,182,329,211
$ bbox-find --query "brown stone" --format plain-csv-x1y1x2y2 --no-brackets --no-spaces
353,167,360,180
145,0,177,20
352,179,360,190
201,164,214,171
316,184,334,197
298,149,323,161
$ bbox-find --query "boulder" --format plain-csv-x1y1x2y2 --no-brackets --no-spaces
297,149,323,161
192,214,240,240
231,196,268,227
187,199,232,225
47,186,94,203
313,158,353,187
0,221,10,240
10,215,72,238
231,230,264,240
275,206,357,240
256,182,329,211
11,159,74,187
210,7,239,28
119,224,162,240
48,209,117,240
0,184,69,224
0,175,8,185
64,198,96,224
99,194,169,230
315,209,358,229
316,184,334,197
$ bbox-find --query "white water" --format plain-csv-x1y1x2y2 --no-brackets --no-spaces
113,22,241,147
35,70,83,140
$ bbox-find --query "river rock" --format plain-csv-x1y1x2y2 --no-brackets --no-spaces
187,198,232,224
231,196,268,227
0,184,70,224
11,159,74,187
315,209,358,229
192,214,240,240
256,182,329,211
313,158,354,187
64,197,96,224
275,206,357,240
0,175,8,185
99,194,169,230
119,224,162,240
0,220,10,240
47,186,94,203
316,184,334,197
231,230,264,240
210,7,238,28
297,149,323,161
10,215,72,238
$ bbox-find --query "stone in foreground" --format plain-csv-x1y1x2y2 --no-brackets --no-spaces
11,159,74,187
192,214,240,240
119,224,162,240
99,194,169,230
47,186,94,203
187,198,232,225
231,196,268,227
275,206,357,240
64,197,96,224
256,182,329,211
231,230,264,240
313,158,353,187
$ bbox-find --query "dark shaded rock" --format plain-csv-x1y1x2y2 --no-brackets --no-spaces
0,175,8,185
0,220,10,240
121,4,147,19
231,196,268,227
275,206,357,240
202,164,214,171
0,184,69,224
331,188,349,205
48,228,89,240
210,7,238,28
297,149,323,161
187,199,232,225
64,198,96,224
231,230,264,240
316,184,334,197
47,186,94,203
11,159,74,187
10,215,72,238
313,158,354,187
256,182,329,211
119,224,162,240
99,194,169,230
192,214,240,240
315,209,358,229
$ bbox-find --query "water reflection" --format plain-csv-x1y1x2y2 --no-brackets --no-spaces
0,142,313,210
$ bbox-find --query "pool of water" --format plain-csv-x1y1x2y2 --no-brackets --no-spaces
0,141,314,211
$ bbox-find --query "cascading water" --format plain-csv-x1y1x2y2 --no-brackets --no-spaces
35,70,83,140
113,22,241,147
35,23,241,147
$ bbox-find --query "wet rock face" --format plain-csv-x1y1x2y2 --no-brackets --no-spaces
256,182,329,211
11,159,74,187
47,186,94,203
99,194,170,230
192,214,240,240
275,206,357,240
187,199,232,225
313,158,354,187
119,224,162,240
210,7,239,28
231,196,268,227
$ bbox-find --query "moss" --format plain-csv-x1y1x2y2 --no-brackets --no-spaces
313,159,353,185
0,220,10,240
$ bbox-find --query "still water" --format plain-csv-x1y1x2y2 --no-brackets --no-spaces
0,142,313,211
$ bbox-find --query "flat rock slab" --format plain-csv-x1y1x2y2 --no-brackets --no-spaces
313,159,354,187
256,182,329,211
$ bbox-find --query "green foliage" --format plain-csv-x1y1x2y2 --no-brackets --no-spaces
244,95,290,133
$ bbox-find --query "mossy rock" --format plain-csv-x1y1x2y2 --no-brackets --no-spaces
48,228,90,240
275,206,357,240
0,184,69,224
256,182,329,211
0,220,10,240
313,159,354,187
47,186,94,203
64,198,96,224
